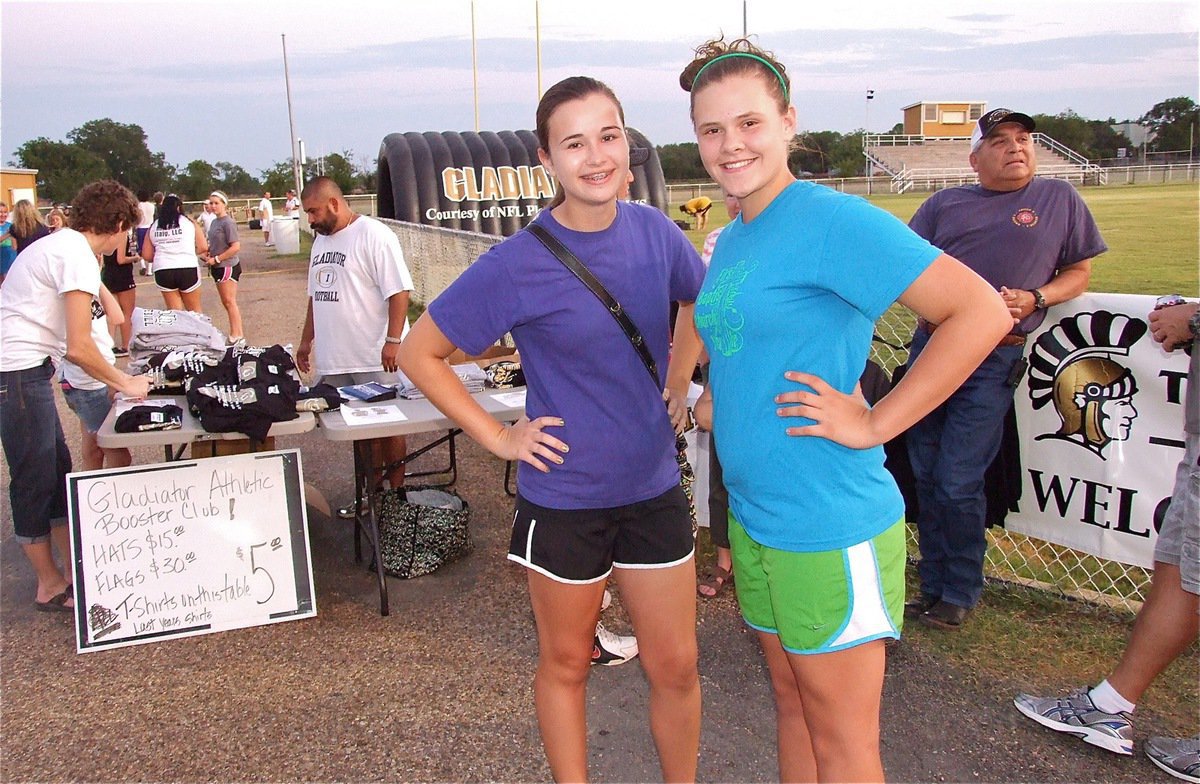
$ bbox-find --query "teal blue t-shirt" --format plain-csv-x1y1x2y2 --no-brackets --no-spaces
695,181,940,552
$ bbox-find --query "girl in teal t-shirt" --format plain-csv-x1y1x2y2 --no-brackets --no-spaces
681,37,1013,781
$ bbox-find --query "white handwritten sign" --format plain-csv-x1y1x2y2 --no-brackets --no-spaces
67,450,316,652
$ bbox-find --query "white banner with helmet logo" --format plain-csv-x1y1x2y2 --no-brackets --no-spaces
1006,293,1191,569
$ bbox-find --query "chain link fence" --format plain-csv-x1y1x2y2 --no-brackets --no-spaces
668,164,1198,203
379,219,500,307
182,194,378,225
871,307,1150,613
380,217,1151,614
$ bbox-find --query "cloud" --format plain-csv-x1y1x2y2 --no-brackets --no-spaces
2,1,1195,173
946,13,1011,23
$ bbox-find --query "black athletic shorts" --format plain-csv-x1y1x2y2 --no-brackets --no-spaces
507,484,694,583
154,267,201,293
210,263,242,284
101,260,136,293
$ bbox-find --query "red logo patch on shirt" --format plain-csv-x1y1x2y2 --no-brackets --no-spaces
1012,208,1039,228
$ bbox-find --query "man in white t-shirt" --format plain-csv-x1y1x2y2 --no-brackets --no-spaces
198,202,217,234
284,190,300,219
297,176,414,510
258,191,274,246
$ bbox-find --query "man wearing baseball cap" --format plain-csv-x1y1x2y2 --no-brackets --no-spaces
284,189,300,219
903,108,1108,630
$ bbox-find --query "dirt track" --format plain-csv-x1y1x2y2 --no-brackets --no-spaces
0,230,1189,782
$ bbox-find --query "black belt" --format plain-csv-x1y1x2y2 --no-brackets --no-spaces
918,318,1026,347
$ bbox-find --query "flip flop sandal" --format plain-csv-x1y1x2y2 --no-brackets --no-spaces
697,565,734,599
35,589,73,613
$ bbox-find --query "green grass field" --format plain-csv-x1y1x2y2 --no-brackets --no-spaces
678,182,1200,296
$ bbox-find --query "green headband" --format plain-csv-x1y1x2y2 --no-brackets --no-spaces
693,52,789,103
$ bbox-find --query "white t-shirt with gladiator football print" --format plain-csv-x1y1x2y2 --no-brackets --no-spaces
307,215,414,377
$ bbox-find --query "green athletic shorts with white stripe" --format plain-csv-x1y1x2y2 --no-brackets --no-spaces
729,515,905,654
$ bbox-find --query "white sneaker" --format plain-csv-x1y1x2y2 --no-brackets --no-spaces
591,621,637,667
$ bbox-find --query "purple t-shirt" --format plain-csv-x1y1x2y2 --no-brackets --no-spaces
428,202,705,509
13,222,51,254
909,177,1107,332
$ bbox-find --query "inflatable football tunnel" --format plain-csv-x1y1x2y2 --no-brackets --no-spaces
376,128,667,236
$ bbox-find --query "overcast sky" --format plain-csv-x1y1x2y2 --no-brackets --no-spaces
2,0,1196,176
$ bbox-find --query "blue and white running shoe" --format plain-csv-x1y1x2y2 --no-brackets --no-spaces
1014,687,1134,755
1145,736,1200,783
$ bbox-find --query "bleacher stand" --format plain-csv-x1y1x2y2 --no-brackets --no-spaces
864,134,1106,193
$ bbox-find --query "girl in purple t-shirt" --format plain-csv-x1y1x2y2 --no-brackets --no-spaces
399,77,704,782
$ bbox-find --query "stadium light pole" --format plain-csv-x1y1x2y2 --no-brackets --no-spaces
281,34,302,200
536,0,543,99
471,1,480,131
865,90,875,193
743,0,748,37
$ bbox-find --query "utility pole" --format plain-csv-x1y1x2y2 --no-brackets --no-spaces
535,0,543,99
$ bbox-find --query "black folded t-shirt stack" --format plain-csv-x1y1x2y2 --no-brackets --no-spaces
185,344,301,441
142,348,225,391
296,383,343,412
114,404,184,433
485,360,525,389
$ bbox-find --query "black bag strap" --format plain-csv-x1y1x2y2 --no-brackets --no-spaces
527,223,660,389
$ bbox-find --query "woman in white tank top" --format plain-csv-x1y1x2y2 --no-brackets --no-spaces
141,194,208,312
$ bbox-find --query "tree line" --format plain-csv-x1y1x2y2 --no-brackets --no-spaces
12,119,377,204
11,97,1196,203
659,97,1199,181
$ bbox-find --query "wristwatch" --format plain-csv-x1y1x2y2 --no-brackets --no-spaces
1031,288,1047,310
1188,306,1200,340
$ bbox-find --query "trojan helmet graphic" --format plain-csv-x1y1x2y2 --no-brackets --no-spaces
1028,310,1147,458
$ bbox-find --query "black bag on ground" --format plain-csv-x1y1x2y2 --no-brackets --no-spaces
249,218,262,230
375,486,472,579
